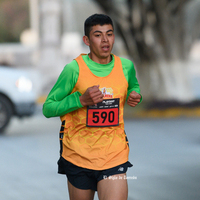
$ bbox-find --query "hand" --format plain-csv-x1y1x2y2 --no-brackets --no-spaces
127,91,141,107
79,85,104,106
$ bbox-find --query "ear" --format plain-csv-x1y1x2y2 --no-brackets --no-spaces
83,35,90,46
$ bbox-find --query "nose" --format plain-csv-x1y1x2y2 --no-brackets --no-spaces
102,34,108,42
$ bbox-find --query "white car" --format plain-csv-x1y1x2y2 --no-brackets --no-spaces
0,66,37,133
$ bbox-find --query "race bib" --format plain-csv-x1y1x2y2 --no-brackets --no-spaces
86,98,119,127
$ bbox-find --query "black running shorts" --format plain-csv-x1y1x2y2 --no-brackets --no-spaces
57,157,133,191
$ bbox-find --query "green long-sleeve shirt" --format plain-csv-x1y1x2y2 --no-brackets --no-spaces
43,54,141,118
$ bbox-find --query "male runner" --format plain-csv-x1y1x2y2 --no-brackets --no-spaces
43,14,142,200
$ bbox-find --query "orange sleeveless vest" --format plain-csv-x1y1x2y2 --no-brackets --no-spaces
60,54,129,170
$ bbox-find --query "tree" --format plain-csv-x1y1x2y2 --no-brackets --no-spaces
0,0,29,43
93,0,200,102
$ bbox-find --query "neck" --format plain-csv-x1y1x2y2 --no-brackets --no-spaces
89,53,112,64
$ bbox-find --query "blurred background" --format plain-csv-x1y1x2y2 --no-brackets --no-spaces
0,0,200,200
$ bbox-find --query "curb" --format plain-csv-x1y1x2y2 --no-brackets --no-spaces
125,107,200,118
37,96,200,118
36,95,47,104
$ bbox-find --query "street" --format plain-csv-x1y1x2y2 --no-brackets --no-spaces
0,108,200,200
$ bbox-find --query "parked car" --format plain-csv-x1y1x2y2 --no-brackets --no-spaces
0,66,37,133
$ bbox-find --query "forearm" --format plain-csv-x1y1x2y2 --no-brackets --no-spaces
43,91,83,118
43,60,81,118
120,57,142,102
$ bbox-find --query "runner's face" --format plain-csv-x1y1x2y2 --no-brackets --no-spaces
86,24,115,63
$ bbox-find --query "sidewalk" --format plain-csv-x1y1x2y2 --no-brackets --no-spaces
123,99,200,118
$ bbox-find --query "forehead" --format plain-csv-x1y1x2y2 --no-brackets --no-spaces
90,24,114,34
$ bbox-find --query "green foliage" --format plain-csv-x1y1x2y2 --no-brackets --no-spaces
0,0,29,43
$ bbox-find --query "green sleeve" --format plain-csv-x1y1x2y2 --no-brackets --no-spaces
120,57,142,102
42,60,83,118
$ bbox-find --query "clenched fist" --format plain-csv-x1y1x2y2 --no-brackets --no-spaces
79,85,104,106
127,91,141,107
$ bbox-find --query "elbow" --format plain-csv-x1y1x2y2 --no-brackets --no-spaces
43,111,51,118
42,104,51,118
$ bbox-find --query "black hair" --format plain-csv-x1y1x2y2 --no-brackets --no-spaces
84,14,114,37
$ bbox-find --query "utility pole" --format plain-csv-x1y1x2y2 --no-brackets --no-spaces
38,0,64,93
29,0,39,38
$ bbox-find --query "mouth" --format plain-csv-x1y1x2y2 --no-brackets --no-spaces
102,45,110,51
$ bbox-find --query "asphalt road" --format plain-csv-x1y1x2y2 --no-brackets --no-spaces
0,109,200,200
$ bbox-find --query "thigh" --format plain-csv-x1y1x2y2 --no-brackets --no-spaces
97,173,128,200
68,181,95,200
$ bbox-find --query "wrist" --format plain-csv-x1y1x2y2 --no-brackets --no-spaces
79,95,86,107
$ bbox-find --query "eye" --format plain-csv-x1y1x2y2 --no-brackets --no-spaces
107,33,113,36
95,34,101,37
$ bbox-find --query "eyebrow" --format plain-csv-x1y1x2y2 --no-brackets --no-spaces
93,29,113,34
